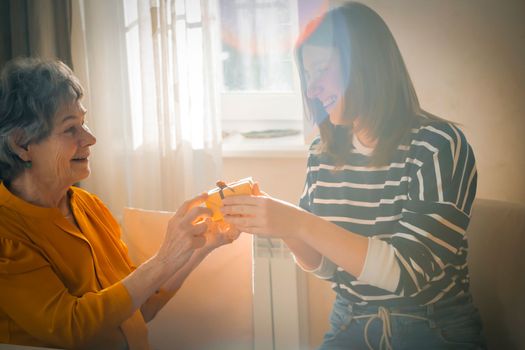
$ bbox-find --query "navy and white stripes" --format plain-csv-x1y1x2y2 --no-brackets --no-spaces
299,121,477,306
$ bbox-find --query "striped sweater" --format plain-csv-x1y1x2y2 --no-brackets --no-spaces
299,121,477,306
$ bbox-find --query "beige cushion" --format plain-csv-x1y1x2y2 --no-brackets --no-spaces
467,198,525,349
121,208,253,350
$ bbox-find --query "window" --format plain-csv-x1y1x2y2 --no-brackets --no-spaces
220,0,295,92
217,0,305,150
121,0,320,154
122,0,212,151
122,0,143,150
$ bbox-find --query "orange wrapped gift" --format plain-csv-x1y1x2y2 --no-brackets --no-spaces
206,177,254,221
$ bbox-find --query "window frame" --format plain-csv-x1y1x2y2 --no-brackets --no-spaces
216,0,304,125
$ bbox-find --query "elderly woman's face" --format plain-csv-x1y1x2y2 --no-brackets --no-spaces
27,100,96,188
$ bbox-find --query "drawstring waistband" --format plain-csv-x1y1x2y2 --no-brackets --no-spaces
332,294,473,349
351,306,430,350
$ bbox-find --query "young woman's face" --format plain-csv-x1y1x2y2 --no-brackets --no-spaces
302,44,348,125
26,100,97,188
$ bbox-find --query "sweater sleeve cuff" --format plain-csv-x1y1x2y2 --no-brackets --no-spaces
357,237,400,293
292,254,337,280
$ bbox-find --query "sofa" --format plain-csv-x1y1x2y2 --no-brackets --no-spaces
2,198,523,350
467,199,525,349
121,208,254,350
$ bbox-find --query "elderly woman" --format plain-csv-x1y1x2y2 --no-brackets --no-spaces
0,58,237,349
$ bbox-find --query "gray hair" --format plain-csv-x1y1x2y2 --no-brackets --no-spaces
0,57,84,182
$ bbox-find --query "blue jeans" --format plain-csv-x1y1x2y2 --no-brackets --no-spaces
318,293,486,350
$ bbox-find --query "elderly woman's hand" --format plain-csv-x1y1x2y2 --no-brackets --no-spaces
156,193,212,269
202,220,241,251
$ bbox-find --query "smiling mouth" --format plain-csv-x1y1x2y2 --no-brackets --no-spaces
71,157,89,162
323,96,338,109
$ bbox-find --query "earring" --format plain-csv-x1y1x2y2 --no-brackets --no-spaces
23,161,32,169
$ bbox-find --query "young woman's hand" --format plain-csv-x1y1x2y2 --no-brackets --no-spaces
220,183,304,239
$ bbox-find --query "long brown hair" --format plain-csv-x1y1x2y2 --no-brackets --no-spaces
295,2,443,165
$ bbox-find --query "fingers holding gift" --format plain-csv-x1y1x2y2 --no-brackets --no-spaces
222,194,303,238
251,182,270,197
201,220,242,250
220,215,268,235
221,193,269,208
185,207,212,248
220,196,268,233
175,192,208,218
162,206,212,259
182,206,213,227
221,195,275,221
220,202,260,217
216,224,241,243
224,226,241,241
251,182,262,195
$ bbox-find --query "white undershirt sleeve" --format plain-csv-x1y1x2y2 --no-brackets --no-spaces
292,254,337,280
357,237,401,293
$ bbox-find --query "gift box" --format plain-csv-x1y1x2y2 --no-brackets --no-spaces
206,177,254,221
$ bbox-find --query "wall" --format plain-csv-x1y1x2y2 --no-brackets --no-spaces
223,0,525,348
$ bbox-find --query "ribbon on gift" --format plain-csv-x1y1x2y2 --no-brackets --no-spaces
216,181,235,199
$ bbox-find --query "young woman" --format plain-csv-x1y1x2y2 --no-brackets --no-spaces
222,3,485,349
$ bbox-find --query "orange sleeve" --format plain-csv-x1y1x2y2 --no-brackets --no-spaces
91,194,137,269
0,237,133,349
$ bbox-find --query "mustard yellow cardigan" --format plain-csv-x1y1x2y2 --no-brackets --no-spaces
0,182,165,349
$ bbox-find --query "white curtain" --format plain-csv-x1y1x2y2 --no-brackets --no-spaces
75,0,222,217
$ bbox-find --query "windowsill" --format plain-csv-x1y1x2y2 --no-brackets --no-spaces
222,132,308,158
221,119,309,158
